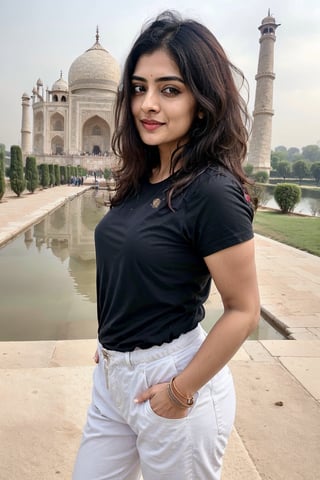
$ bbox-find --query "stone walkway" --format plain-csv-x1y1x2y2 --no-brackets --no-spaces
0,185,319,479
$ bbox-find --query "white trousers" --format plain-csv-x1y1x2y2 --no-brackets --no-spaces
72,325,236,480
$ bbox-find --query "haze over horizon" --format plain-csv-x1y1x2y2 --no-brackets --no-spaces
0,0,319,151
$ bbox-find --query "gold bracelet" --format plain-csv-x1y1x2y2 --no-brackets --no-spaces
171,377,194,406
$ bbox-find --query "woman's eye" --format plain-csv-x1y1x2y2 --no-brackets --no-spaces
131,85,145,94
162,86,180,96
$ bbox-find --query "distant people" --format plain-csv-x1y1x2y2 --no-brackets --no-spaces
73,10,260,480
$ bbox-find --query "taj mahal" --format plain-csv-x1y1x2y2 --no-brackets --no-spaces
20,28,120,172
20,12,279,172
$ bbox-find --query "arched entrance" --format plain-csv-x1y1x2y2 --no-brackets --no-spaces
82,115,110,155
51,135,64,154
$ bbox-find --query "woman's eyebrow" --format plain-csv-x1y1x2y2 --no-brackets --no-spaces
131,75,185,84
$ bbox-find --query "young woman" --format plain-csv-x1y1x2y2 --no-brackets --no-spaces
73,10,260,480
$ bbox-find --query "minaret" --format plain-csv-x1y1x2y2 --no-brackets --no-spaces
248,11,280,172
21,92,32,158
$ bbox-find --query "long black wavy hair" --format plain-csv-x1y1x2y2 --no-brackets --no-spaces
111,10,251,207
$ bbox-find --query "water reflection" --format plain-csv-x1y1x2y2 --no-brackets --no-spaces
202,307,284,340
0,190,109,341
0,190,284,341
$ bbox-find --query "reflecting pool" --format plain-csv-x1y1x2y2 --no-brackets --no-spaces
260,184,320,216
0,190,285,341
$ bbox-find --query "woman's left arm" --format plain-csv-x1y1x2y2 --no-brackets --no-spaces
174,237,260,397
135,238,260,416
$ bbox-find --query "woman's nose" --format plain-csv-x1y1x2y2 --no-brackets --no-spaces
141,90,160,113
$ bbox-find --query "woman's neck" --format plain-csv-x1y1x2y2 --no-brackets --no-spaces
149,155,182,184
149,166,172,184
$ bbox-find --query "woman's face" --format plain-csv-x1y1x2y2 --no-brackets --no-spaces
131,49,197,161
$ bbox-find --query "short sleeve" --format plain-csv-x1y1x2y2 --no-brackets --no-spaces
183,169,254,257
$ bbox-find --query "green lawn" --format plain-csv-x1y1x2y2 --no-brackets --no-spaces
253,210,320,256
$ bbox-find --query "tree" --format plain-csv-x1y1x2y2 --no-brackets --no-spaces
39,163,49,188
302,145,320,162
243,163,254,176
66,166,71,184
0,143,5,159
291,152,304,163
254,171,269,183
310,162,320,185
48,164,55,187
9,145,25,197
0,148,5,201
271,150,288,169
60,166,66,184
104,168,112,180
292,160,309,184
274,183,301,214
275,145,287,154
25,156,39,193
287,147,301,162
271,152,280,171
54,164,61,185
276,161,291,181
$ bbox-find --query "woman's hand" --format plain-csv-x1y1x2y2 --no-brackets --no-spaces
134,382,189,419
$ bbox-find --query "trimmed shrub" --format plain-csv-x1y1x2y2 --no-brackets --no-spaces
104,168,112,180
10,145,25,196
274,183,301,214
243,163,254,176
54,164,61,185
60,165,66,184
39,163,49,188
0,149,5,201
25,156,39,193
254,171,269,183
66,166,71,184
49,164,55,187
246,183,270,210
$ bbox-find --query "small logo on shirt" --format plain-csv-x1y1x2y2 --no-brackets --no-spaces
151,198,161,208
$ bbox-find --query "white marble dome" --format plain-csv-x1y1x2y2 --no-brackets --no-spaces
68,33,120,93
52,74,68,92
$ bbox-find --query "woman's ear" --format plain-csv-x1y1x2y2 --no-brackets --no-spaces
198,110,204,119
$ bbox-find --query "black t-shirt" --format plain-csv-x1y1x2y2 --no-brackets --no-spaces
95,166,254,351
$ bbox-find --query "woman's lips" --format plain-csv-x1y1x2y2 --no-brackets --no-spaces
141,119,164,131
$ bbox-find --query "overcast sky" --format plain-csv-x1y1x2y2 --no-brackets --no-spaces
0,0,319,151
